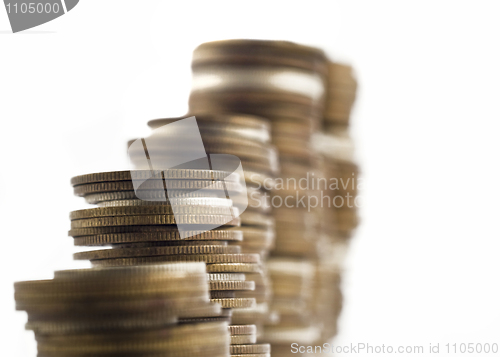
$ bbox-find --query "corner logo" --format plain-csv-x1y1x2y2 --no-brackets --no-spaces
3,0,79,33
127,116,248,239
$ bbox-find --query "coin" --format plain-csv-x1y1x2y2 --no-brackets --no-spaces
192,39,328,75
84,190,230,204
70,205,237,220
228,324,257,335
74,245,241,260
90,254,260,267
209,280,255,291
70,214,239,229
74,180,243,196
69,226,242,239
71,169,238,186
205,263,262,274
97,197,235,207
210,297,256,309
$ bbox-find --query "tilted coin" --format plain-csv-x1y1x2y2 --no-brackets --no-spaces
90,253,260,267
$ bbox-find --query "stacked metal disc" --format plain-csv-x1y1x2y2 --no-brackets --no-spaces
188,39,339,356
69,168,271,357
14,262,231,357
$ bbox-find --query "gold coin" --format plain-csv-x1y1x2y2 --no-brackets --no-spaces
72,232,240,246
111,240,229,248
210,297,256,309
209,280,255,291
74,245,241,260
229,324,257,335
70,214,239,229
205,263,262,273
90,253,260,267
71,169,238,186
70,205,237,220
192,39,327,75
26,315,178,335
69,226,242,239
85,190,228,204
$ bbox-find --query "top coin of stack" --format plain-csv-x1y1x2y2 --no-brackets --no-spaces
14,263,231,357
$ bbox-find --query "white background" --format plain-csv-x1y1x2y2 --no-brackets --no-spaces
1,1,500,356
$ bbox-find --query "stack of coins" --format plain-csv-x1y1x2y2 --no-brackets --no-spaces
188,39,334,355
14,263,231,357
70,168,271,357
128,114,278,340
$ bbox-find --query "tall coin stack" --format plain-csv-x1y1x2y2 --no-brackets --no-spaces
14,262,231,357
126,114,278,347
188,39,349,356
69,167,271,357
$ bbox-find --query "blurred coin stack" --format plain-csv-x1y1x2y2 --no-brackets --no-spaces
69,168,271,356
310,61,359,343
188,39,346,356
14,263,231,357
